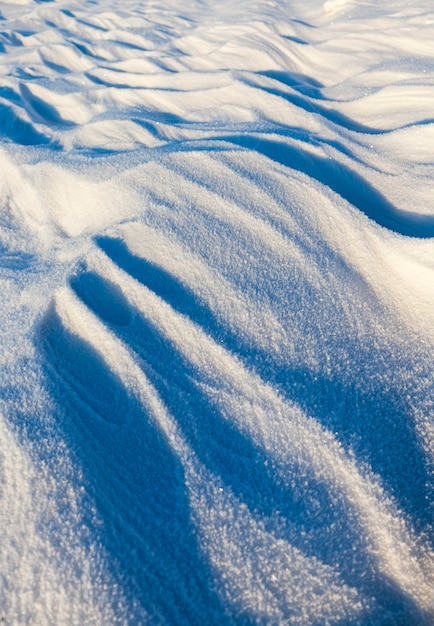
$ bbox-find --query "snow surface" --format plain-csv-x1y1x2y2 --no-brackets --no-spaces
0,0,433,623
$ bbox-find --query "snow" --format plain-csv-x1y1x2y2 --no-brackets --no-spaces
0,0,433,623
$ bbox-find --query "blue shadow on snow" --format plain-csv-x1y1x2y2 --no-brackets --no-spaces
218,135,434,238
95,236,433,541
67,243,432,625
37,302,238,626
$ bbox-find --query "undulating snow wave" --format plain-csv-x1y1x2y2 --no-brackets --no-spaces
0,0,433,624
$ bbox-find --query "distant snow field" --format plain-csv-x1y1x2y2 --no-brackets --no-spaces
0,0,433,624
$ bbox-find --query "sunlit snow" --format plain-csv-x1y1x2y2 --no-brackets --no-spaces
0,0,433,624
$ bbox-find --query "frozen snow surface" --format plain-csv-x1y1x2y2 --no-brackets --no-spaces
0,0,433,623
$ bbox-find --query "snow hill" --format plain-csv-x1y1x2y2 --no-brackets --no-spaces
0,0,433,623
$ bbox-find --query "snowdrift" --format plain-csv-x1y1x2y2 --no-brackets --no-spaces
0,0,433,623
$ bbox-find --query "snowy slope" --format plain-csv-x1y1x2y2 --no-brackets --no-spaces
0,0,433,623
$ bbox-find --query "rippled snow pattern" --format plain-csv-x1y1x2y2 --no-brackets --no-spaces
0,0,433,624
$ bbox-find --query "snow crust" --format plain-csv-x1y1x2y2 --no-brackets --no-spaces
0,0,433,623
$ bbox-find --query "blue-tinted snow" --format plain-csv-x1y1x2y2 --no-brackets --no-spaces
0,0,433,624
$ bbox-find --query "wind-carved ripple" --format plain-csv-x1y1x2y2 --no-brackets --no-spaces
2,0,433,622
